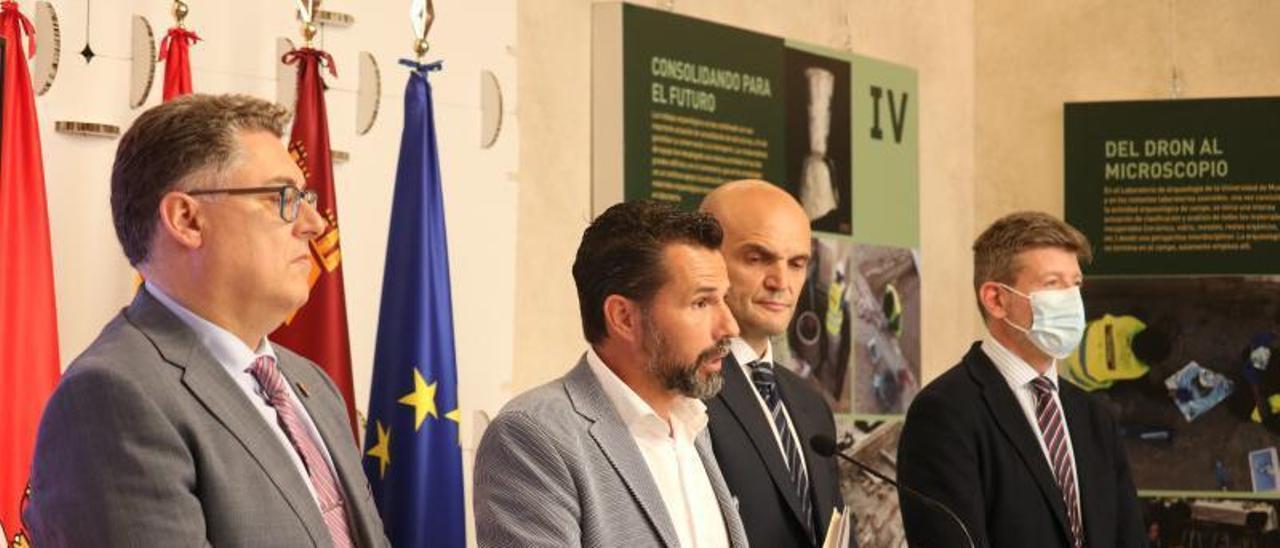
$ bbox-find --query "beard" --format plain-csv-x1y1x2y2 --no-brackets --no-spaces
642,315,730,400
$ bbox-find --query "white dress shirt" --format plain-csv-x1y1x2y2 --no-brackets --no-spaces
981,332,1083,519
146,282,339,506
729,338,810,475
585,348,730,548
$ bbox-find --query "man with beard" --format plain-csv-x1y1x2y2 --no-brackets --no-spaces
700,180,845,547
473,200,749,548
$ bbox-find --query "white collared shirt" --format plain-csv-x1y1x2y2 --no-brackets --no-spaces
981,332,1083,519
146,282,338,505
729,338,810,476
585,348,730,548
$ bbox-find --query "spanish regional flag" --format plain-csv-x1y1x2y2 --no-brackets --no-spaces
0,3,61,545
272,47,358,435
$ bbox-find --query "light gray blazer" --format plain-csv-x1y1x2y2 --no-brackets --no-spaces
473,357,750,547
24,290,389,548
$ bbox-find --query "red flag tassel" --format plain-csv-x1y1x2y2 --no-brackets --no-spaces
0,1,62,542
159,27,199,101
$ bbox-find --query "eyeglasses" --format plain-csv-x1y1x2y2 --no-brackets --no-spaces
186,184,319,223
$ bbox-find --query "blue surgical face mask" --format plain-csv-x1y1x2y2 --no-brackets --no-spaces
998,283,1086,359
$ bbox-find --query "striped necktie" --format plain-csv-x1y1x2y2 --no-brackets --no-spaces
749,360,815,544
1030,376,1084,548
248,355,355,548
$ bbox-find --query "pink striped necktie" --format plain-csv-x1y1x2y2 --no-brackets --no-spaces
1029,376,1084,548
248,355,355,548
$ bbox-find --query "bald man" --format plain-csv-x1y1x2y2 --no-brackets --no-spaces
701,180,846,547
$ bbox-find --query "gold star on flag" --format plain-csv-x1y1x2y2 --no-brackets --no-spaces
444,408,461,424
365,421,391,479
398,367,438,430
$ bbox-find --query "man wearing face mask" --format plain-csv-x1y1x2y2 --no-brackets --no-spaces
897,211,1144,548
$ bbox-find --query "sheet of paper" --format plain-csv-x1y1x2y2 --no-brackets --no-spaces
822,508,844,548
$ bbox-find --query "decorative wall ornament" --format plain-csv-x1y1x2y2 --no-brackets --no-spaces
356,51,380,135
128,15,156,108
78,0,93,62
32,1,59,96
480,69,503,149
54,120,119,138
313,10,353,27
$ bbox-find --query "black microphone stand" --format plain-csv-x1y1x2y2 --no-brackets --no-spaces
811,434,976,548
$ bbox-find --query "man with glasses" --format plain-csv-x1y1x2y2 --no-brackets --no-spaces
24,94,389,547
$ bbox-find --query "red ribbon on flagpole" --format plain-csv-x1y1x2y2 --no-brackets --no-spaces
1,2,35,57
158,27,199,62
282,47,338,78
158,26,200,101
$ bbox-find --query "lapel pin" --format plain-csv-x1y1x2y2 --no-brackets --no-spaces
296,381,311,398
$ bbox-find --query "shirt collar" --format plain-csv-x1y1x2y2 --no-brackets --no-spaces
145,282,277,371
730,337,772,367
584,347,708,439
981,330,1059,391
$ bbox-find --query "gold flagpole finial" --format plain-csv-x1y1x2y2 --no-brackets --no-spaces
297,0,319,46
173,0,189,28
301,21,318,45
410,0,434,60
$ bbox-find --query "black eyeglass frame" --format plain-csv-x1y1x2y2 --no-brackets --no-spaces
186,184,319,223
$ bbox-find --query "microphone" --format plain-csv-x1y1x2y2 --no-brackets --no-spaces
810,434,976,548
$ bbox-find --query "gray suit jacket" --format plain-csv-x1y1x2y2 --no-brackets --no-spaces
24,290,389,548
473,357,750,547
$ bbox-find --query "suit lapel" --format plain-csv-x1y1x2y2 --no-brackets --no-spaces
280,354,377,548
696,429,750,548
714,354,807,526
125,290,329,547
965,345,1073,542
563,358,680,548
1059,383,1101,547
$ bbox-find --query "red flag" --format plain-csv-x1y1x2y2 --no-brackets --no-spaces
0,1,60,542
274,47,357,435
158,27,198,101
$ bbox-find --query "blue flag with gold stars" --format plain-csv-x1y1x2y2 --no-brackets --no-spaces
362,59,464,548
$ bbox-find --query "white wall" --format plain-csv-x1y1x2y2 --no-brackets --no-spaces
26,0,518,498
973,0,1280,230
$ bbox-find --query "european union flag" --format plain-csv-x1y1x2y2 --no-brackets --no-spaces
362,59,464,548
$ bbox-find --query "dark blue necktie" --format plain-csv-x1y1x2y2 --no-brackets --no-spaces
750,360,814,543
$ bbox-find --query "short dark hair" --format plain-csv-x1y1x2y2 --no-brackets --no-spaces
111,93,290,265
573,201,723,344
